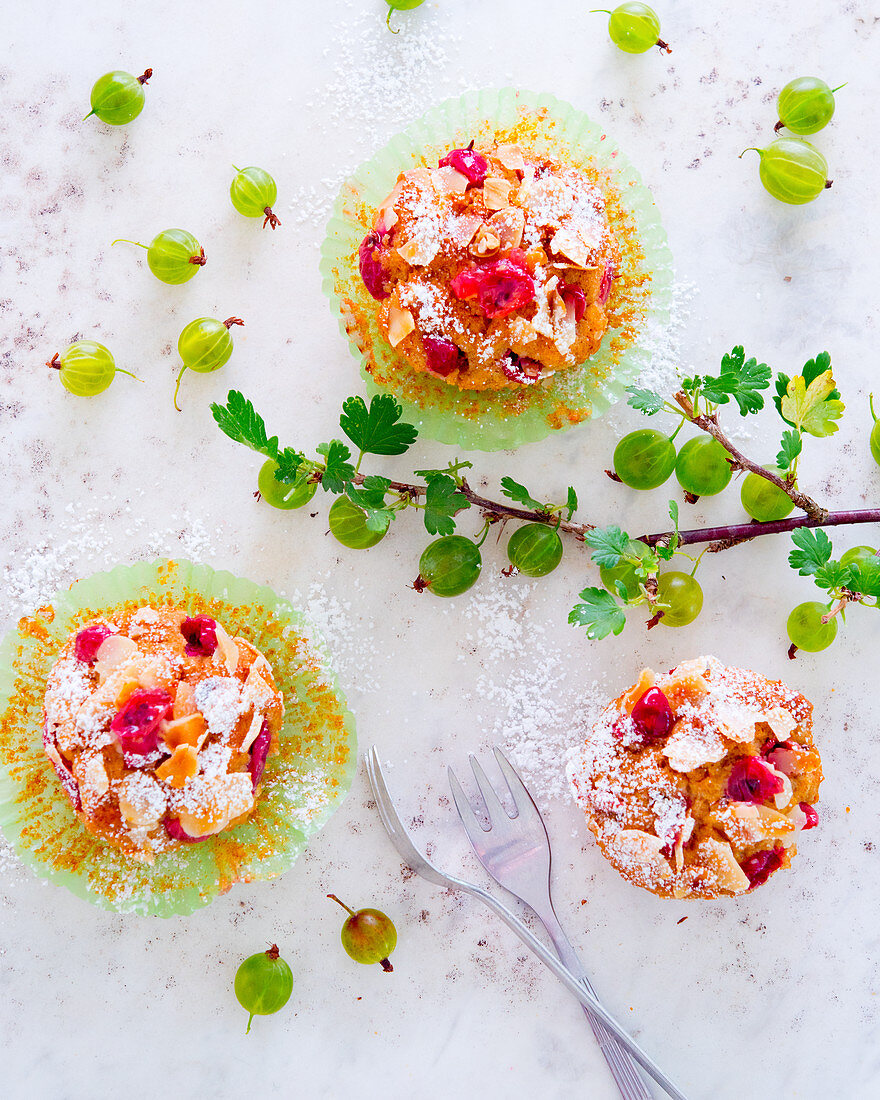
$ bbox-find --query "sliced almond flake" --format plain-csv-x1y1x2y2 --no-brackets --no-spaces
94,634,139,681
787,804,809,833
507,316,540,345
468,224,501,259
511,164,536,205
663,719,728,772
550,227,596,268
156,744,199,789
658,661,712,707
488,207,525,250
483,177,513,210
715,802,794,846
74,750,110,802
243,661,278,715
449,213,483,248
177,773,254,838
129,606,161,637
527,177,575,226
766,763,794,810
240,708,264,753
764,706,796,740
133,658,165,691
117,772,167,828
530,282,555,340
172,679,197,719
193,677,246,741
697,838,751,894
495,143,526,172
403,167,432,187
388,304,415,347
397,236,439,267
431,165,469,194
608,829,674,883
161,713,208,752
621,669,656,713
713,701,760,744
214,623,239,676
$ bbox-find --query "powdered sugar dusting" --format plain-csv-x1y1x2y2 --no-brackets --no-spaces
2,495,221,624
291,7,464,231
460,572,606,802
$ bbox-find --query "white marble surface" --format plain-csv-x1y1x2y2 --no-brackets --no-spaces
2,1,879,1097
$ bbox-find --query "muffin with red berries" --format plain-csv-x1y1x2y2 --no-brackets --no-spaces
359,141,619,391
42,604,284,862
0,559,357,915
323,89,672,450
568,657,822,899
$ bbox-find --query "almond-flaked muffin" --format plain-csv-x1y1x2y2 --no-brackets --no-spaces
568,656,822,899
358,141,620,391
42,605,284,862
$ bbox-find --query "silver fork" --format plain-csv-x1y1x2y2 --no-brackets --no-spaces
365,746,687,1100
448,748,654,1100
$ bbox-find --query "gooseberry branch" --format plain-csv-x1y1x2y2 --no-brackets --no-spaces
212,332,878,651
340,468,878,552
672,390,828,521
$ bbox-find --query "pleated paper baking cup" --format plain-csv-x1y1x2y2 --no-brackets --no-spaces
320,87,673,451
0,560,357,917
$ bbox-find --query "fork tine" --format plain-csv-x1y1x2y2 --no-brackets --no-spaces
492,746,545,824
366,748,449,889
448,766,491,848
365,748,400,839
469,754,512,823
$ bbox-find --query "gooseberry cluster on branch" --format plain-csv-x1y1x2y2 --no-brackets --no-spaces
210,340,880,656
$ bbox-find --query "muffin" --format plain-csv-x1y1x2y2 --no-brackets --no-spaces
568,657,822,899
42,604,284,862
322,89,672,451
358,141,620,391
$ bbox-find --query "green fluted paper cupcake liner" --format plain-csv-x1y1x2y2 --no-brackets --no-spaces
320,87,673,451
0,560,357,917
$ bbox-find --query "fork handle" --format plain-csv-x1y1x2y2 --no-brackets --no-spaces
461,881,688,1100
539,909,654,1100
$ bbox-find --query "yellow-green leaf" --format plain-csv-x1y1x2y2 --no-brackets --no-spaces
780,370,844,437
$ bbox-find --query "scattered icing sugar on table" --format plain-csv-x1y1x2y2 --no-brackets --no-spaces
2,497,221,625
289,6,465,231
460,571,607,803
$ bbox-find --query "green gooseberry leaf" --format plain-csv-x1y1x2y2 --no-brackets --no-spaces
500,477,545,512
842,559,880,598
779,371,844,437
776,429,803,473
569,588,627,640
774,352,840,423
814,560,849,593
698,345,771,416
584,525,632,569
211,390,279,459
423,474,470,536
788,528,834,576
626,386,666,415
316,440,356,493
339,394,418,455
